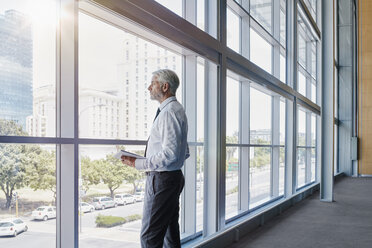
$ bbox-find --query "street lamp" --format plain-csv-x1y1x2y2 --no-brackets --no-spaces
78,103,105,233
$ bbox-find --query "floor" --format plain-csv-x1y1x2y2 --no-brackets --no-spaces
229,177,372,248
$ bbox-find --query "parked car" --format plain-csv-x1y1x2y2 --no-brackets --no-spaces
92,197,117,210
0,218,28,237
133,191,145,202
32,206,56,221
114,193,136,205
79,202,95,213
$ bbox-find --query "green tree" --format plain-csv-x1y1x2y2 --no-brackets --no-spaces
25,147,56,203
81,157,101,193
99,155,129,198
226,134,238,162
0,119,28,209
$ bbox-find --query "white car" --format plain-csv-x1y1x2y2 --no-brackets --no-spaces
0,218,28,237
134,192,145,202
79,202,95,213
114,193,136,205
32,206,56,221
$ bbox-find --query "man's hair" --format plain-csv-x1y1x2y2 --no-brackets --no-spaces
152,69,179,95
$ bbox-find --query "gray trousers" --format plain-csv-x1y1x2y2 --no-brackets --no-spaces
141,170,185,248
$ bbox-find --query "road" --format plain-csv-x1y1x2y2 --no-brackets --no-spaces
0,165,308,248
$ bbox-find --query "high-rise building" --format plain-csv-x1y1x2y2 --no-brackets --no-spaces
118,36,182,141
0,10,33,129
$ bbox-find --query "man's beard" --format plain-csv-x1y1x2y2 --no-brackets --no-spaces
150,91,164,101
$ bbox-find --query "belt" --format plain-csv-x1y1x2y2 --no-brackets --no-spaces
145,170,182,176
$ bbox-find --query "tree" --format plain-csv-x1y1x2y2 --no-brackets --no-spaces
0,119,28,209
99,155,128,198
81,157,101,193
25,147,56,204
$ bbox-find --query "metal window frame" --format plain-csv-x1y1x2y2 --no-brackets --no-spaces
0,0,329,247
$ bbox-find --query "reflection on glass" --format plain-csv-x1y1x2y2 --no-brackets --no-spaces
227,8,240,53
298,71,306,96
226,147,239,219
227,77,240,143
250,87,271,145
303,0,317,22
155,0,182,17
249,146,271,208
0,143,56,247
298,109,306,146
297,148,306,188
298,34,306,68
250,28,272,73
79,12,182,140
250,0,272,33
196,146,204,232
79,145,146,248
0,1,56,137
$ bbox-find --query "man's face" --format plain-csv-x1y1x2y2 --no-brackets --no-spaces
148,75,164,102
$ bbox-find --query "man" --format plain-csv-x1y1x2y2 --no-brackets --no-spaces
121,69,189,248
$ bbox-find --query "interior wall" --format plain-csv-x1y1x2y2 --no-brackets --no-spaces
358,0,372,175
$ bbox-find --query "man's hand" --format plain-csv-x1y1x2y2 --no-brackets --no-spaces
121,155,136,168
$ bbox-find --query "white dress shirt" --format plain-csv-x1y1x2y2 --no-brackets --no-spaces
135,96,189,171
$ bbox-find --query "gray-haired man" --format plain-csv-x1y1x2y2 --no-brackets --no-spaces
121,69,189,248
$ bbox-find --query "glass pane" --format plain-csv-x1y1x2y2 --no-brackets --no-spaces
311,114,316,147
280,100,286,145
298,109,306,146
297,148,306,188
227,8,240,53
0,144,56,247
280,54,286,83
155,0,182,17
250,0,272,33
311,81,316,103
79,145,146,247
250,87,271,145
227,77,240,143
226,147,239,219
298,71,306,96
197,0,205,31
197,59,205,142
280,1,286,46
79,12,182,140
249,146,271,208
196,146,204,232
250,28,272,73
311,43,317,79
279,147,285,195
0,1,56,137
298,33,306,68
311,148,316,182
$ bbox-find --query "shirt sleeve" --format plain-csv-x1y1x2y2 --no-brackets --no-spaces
135,111,183,171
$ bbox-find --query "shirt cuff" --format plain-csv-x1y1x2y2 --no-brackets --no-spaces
135,158,147,170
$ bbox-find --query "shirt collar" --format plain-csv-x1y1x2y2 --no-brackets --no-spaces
159,96,177,111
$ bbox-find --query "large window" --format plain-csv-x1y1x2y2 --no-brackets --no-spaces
0,1,57,248
225,71,286,221
0,0,323,247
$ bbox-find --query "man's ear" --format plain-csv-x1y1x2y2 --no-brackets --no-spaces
162,82,169,93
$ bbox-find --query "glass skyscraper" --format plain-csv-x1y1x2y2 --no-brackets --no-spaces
0,9,33,130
